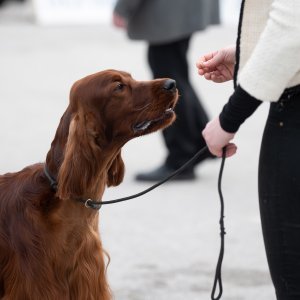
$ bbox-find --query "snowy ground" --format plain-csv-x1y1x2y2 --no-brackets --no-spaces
0,2,275,299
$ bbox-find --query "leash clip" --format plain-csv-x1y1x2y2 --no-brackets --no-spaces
85,199,93,208
84,199,102,210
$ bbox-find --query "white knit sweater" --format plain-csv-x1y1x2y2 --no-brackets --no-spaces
237,0,300,102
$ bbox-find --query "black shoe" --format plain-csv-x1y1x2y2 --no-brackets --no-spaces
135,164,196,182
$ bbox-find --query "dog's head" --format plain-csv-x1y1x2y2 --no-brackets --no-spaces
56,70,178,200
69,69,178,144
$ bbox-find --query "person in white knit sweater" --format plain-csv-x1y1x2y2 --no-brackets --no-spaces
197,0,300,299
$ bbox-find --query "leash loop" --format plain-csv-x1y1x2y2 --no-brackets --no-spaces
211,147,227,300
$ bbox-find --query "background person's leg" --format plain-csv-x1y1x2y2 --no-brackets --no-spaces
136,37,211,181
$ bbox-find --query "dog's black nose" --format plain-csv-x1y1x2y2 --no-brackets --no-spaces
163,79,176,91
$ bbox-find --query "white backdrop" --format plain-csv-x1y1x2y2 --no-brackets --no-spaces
32,0,117,25
32,0,242,26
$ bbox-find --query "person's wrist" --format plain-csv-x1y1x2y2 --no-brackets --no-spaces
219,114,238,133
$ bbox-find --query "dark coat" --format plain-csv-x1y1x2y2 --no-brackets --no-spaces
114,0,220,44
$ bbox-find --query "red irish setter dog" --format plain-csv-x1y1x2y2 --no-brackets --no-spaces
0,70,178,300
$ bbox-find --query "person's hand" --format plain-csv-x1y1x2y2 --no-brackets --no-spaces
196,46,236,83
202,117,237,158
112,12,127,29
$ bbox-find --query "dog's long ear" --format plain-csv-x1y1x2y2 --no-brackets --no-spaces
107,151,125,187
57,111,104,200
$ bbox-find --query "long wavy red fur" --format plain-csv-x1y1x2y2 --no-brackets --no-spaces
0,70,177,299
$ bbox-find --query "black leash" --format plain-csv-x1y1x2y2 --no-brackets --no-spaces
44,145,227,299
83,146,209,210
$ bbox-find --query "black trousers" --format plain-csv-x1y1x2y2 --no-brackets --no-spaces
259,88,300,300
147,36,210,170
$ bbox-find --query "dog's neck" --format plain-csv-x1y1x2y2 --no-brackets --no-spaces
44,107,124,206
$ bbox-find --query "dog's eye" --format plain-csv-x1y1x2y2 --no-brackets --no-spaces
114,82,125,91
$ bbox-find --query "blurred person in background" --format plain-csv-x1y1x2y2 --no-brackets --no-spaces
197,1,300,299
113,0,219,181
0,0,24,7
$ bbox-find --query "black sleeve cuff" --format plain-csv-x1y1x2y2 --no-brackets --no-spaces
219,85,262,133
